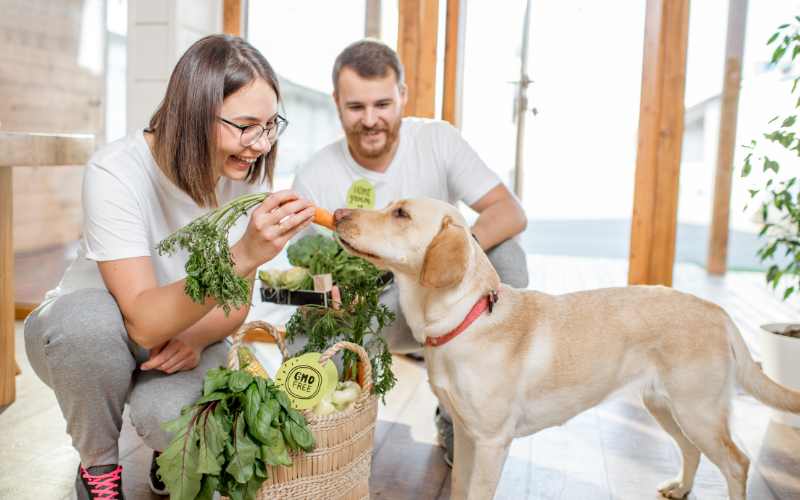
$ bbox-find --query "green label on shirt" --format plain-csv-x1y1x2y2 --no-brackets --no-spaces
346,179,375,209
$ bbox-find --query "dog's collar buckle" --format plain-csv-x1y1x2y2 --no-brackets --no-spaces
425,289,499,348
488,289,499,313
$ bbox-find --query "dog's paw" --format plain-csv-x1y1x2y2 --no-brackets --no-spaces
657,478,691,499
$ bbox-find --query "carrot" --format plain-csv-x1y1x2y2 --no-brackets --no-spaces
313,206,336,230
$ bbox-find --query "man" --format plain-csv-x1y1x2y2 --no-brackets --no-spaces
291,38,529,465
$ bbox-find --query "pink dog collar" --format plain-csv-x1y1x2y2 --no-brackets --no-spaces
425,290,499,348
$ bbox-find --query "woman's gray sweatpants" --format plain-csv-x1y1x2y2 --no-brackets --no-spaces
23,288,228,468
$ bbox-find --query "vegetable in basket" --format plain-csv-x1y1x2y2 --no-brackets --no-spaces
157,363,314,500
284,235,397,399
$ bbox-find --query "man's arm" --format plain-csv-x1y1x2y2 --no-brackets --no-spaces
469,184,528,251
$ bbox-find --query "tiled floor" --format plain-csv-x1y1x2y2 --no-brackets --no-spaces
2,255,800,499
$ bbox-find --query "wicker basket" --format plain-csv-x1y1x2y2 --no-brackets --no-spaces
226,320,378,500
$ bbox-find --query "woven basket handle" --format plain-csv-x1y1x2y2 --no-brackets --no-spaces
319,341,373,401
227,320,289,370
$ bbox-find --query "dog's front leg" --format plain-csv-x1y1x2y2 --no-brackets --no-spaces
450,423,476,500
451,425,510,500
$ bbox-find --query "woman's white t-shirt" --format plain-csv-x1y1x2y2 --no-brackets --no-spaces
46,129,264,301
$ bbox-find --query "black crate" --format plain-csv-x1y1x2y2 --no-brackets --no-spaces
259,286,333,306
259,272,394,306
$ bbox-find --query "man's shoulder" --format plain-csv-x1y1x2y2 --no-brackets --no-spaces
402,116,452,133
401,117,459,145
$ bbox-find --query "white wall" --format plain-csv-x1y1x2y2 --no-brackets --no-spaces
126,0,222,132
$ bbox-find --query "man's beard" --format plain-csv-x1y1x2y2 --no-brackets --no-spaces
345,119,401,159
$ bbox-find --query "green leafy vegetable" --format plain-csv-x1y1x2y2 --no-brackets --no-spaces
157,366,315,500
157,193,268,315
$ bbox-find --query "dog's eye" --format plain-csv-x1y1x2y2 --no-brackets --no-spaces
392,207,410,219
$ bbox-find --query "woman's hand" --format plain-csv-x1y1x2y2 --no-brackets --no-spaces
232,190,315,275
141,332,204,374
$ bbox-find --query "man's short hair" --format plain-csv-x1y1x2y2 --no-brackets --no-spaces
332,39,405,92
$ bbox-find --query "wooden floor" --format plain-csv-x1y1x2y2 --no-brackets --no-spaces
2,255,800,499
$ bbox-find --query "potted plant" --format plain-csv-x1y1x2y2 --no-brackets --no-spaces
742,15,800,427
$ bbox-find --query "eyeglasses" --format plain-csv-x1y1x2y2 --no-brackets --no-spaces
218,114,289,147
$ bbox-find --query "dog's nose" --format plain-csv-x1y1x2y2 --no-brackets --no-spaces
334,208,352,225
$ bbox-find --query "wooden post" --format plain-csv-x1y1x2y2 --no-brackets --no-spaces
708,0,748,275
398,0,440,118
365,0,382,39
1,167,14,405
442,0,465,127
223,0,242,37
628,0,690,286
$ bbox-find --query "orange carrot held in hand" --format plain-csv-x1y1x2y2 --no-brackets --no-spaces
313,207,336,230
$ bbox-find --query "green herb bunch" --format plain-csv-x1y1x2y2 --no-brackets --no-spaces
157,193,269,314
284,235,396,397
157,365,315,500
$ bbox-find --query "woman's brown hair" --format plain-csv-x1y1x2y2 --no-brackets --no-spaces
148,34,280,207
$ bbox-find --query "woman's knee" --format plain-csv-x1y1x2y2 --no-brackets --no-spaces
27,289,139,368
129,342,228,450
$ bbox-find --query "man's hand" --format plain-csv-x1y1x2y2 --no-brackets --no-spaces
141,333,204,374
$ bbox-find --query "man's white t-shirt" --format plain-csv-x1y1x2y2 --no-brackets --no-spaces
46,129,263,301
291,117,501,213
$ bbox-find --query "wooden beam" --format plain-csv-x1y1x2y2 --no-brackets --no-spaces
628,0,690,286
1,167,14,405
15,302,36,321
442,0,465,127
708,0,749,275
398,0,440,118
223,0,242,37
0,132,94,167
365,0,381,39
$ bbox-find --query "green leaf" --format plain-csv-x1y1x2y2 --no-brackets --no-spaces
245,474,264,500
196,474,219,500
228,371,254,393
764,158,780,173
783,286,796,300
243,384,261,433
768,32,781,45
782,115,797,128
161,406,198,435
275,390,292,411
289,420,316,451
772,44,787,64
196,391,229,405
157,419,203,500
742,154,753,177
226,415,259,484
261,428,293,466
203,368,230,396
197,407,226,475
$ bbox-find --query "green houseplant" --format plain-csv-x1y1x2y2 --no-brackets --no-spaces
742,15,800,427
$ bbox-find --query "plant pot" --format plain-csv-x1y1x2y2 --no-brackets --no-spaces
759,323,800,427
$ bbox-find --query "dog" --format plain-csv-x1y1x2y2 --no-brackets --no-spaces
333,197,800,500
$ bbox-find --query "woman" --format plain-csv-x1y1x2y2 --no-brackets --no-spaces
23,35,311,499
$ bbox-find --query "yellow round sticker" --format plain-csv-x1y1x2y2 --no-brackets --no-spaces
274,352,338,410
346,179,375,209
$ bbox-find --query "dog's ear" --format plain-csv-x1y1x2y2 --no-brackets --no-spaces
419,216,470,288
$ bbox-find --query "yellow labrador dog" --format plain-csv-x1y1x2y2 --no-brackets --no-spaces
334,198,800,500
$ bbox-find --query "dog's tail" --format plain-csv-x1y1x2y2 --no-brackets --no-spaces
729,322,800,413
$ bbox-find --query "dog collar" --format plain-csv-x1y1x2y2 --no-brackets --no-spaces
425,290,499,348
